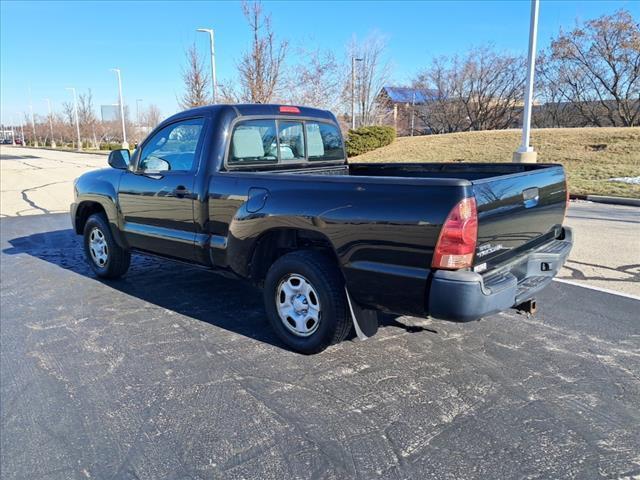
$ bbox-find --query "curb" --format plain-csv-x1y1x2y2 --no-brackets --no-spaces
7,146,109,156
571,194,640,207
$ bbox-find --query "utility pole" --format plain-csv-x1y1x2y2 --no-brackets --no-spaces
351,57,363,130
514,0,539,163
66,87,82,151
196,28,217,104
10,117,16,145
111,68,128,149
45,98,56,147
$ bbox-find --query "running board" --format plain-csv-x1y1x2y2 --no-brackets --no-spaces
345,288,379,341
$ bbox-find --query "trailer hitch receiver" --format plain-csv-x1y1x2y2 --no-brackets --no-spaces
515,299,537,316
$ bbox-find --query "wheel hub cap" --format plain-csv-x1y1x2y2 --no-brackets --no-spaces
276,274,321,337
88,227,108,267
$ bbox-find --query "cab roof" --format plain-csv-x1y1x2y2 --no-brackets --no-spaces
164,104,337,124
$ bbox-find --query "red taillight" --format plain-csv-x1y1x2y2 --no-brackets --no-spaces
432,197,478,270
279,106,300,114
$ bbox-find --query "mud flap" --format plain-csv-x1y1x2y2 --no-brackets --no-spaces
345,288,379,341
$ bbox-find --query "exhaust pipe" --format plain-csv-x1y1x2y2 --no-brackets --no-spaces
515,299,537,316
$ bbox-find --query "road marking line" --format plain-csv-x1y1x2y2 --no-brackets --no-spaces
553,278,640,301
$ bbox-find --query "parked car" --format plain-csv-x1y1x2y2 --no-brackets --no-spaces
71,104,572,353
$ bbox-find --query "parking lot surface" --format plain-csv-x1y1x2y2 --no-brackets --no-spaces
0,146,106,217
1,213,639,479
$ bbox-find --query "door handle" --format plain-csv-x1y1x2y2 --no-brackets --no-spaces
172,185,190,198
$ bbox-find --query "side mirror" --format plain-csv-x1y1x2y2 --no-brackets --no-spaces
108,149,130,170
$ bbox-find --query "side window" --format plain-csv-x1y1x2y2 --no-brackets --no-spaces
277,121,305,161
229,120,278,165
305,122,344,162
139,118,204,172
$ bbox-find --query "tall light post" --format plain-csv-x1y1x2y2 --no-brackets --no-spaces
45,98,56,148
10,117,16,145
29,101,38,147
66,87,82,151
351,57,363,130
514,0,540,163
110,68,128,149
196,28,217,104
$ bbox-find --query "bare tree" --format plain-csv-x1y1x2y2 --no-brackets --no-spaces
78,89,98,147
346,32,390,127
178,43,210,109
413,47,524,133
284,48,340,109
414,57,468,133
237,1,288,103
533,52,579,127
549,9,640,126
457,47,525,131
142,104,162,129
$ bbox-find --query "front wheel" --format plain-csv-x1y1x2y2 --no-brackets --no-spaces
83,213,131,279
263,251,352,354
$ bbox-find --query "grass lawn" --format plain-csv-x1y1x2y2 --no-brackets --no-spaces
352,127,640,198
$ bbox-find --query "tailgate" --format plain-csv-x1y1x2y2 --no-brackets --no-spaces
472,165,567,270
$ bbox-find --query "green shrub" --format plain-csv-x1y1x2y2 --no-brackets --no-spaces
345,126,396,157
99,142,122,151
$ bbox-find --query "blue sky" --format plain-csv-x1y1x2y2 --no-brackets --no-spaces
1,0,638,124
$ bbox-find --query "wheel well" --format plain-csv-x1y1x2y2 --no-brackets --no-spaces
75,201,106,234
249,229,338,286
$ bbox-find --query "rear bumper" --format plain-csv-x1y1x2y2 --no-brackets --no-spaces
428,227,573,322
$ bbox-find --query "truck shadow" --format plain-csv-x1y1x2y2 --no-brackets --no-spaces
3,228,430,351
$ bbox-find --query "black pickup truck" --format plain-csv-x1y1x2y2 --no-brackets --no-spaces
71,104,572,353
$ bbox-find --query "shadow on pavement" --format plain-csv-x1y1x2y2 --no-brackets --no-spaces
3,227,434,351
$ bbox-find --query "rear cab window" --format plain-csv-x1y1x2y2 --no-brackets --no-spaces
227,117,344,169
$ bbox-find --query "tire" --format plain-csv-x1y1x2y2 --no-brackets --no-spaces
83,213,131,279
263,250,352,354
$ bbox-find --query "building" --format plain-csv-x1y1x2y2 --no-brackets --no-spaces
376,86,437,136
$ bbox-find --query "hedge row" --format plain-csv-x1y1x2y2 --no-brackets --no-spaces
345,126,396,157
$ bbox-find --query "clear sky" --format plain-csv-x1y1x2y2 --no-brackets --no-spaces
1,0,638,124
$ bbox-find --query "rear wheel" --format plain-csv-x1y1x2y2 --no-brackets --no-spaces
83,213,130,279
264,251,352,354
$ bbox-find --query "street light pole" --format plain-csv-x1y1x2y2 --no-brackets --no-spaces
111,68,128,149
45,98,56,148
196,28,217,104
351,57,363,130
10,117,16,145
514,0,540,163
29,102,38,147
66,87,82,151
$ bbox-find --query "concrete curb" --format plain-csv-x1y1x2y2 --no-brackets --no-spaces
571,194,640,207
10,146,109,156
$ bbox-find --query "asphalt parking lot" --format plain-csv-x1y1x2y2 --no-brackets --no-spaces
1,213,639,480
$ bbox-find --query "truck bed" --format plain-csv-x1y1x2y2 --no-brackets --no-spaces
274,161,568,271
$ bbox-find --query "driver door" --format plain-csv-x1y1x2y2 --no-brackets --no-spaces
118,117,205,261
